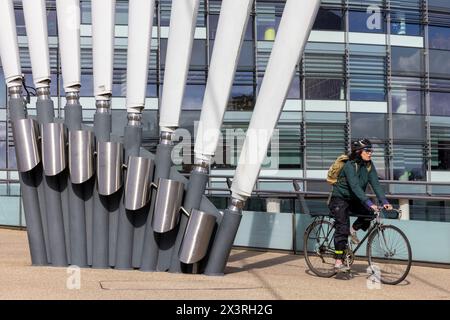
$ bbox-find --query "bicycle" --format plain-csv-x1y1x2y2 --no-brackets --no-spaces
303,207,412,285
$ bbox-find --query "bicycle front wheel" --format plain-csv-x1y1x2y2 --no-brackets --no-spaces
367,225,412,285
304,219,336,278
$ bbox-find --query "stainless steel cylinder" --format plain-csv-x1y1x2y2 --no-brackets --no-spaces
152,178,185,233
179,209,217,264
41,122,67,176
97,141,123,195
124,156,154,211
11,118,41,172
69,130,94,184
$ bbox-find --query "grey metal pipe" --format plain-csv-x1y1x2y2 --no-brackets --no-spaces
59,169,71,265
154,137,175,272
115,117,142,270
91,101,111,269
9,87,47,266
108,189,120,267
34,163,50,263
140,135,172,271
64,92,87,267
83,175,95,266
169,165,208,273
36,87,67,267
203,199,244,276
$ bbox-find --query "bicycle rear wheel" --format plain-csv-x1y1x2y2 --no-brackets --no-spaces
367,225,412,285
304,219,336,278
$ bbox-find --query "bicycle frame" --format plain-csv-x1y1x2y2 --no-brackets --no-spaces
311,213,383,256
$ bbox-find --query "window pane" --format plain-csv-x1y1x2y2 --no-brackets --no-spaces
429,0,450,11
430,92,450,116
257,73,300,99
431,126,450,170
0,142,6,169
393,144,426,181
47,9,58,36
227,85,254,111
0,68,5,109
351,112,387,140
313,8,343,31
305,122,346,170
278,125,302,169
349,10,385,34
392,89,424,114
429,26,450,50
210,14,253,41
391,47,424,76
15,7,26,36
429,49,450,77
393,114,425,141
305,79,344,100
182,84,205,110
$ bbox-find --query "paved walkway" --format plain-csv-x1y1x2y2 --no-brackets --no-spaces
0,229,449,300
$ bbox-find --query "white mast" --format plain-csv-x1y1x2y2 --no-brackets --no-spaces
55,0,81,92
126,0,155,114
194,0,253,162
0,0,22,87
231,0,321,200
22,0,51,88
92,0,116,100
158,0,200,132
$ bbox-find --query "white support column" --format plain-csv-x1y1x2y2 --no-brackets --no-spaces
399,198,410,220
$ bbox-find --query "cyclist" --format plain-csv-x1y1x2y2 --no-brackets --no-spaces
328,138,393,271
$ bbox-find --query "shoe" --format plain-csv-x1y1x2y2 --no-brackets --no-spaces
350,227,360,245
334,261,350,273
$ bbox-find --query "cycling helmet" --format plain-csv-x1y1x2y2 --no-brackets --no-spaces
351,138,372,152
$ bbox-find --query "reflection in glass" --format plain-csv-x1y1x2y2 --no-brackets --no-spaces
430,92,450,116
392,90,423,114
429,50,450,77
182,84,205,110
393,114,425,141
227,85,254,111
257,74,300,99
8,145,16,169
351,113,387,141
391,47,424,76
0,142,6,169
305,79,344,100
0,68,5,109
313,8,343,31
429,26,450,50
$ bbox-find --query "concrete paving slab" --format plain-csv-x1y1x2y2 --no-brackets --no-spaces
0,229,449,300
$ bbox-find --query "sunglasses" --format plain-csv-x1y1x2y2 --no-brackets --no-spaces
362,148,374,153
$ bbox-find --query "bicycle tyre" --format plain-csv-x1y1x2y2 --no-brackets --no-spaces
304,219,337,278
367,225,412,285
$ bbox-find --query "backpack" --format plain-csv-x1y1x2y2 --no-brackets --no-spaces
326,155,349,185
326,155,372,185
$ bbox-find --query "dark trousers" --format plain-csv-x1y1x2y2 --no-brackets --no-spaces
328,196,373,259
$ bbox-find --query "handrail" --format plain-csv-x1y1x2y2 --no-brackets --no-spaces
203,187,450,201
206,173,450,186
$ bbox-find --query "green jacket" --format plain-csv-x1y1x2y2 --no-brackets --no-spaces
331,158,388,207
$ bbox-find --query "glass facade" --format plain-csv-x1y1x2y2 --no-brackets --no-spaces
0,0,449,223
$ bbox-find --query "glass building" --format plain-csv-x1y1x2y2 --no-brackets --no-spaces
1,0,450,226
